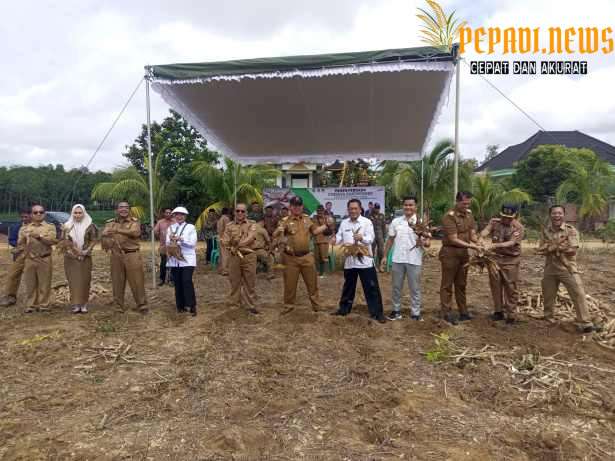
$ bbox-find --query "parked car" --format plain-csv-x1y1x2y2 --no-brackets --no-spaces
45,211,70,238
0,211,70,238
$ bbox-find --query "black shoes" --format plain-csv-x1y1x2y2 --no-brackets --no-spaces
387,311,402,321
371,315,386,324
443,313,458,325
505,317,515,325
458,313,473,322
490,312,505,321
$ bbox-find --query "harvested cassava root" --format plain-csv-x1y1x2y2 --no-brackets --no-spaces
165,243,185,262
518,287,615,348
53,282,110,303
465,248,500,275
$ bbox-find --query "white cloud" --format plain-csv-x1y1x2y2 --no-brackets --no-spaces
1,0,614,171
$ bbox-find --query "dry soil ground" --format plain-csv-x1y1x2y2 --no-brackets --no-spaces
1,243,615,461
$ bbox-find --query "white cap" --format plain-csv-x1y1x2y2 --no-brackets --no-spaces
172,206,189,215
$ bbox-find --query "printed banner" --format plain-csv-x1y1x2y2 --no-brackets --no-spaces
263,187,385,217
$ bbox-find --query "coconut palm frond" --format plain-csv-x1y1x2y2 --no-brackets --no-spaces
426,0,447,28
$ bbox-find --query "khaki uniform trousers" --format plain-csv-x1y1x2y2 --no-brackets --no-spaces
542,271,592,327
283,253,322,309
64,256,92,305
439,249,470,315
5,254,26,298
24,255,53,309
313,243,329,264
228,252,257,310
111,252,147,308
488,263,519,319
218,246,230,275
254,249,273,276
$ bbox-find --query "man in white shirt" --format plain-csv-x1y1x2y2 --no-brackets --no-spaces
331,199,386,323
381,196,431,321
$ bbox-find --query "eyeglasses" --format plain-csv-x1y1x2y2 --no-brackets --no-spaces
32,211,45,215
235,209,246,213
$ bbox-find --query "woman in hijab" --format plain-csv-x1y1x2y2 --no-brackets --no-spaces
166,207,198,315
61,204,98,313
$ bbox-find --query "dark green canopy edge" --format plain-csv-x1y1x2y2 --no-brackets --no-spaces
150,45,455,81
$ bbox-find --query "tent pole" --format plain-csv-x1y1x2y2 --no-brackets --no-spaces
145,72,157,290
453,57,461,204
233,161,238,210
420,154,424,221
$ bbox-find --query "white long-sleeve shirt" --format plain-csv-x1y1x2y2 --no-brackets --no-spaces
335,215,375,269
165,222,198,267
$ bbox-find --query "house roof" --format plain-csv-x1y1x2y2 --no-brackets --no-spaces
476,130,615,171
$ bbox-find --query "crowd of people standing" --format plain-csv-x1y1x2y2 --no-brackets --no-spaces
0,194,601,333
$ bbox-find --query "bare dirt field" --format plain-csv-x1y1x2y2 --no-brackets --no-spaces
1,243,615,461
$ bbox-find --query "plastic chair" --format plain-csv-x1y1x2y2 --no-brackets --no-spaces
386,248,394,272
210,238,220,269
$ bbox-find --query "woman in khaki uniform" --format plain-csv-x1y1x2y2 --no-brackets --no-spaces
61,204,98,313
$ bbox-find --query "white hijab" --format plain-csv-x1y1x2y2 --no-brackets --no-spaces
65,204,92,249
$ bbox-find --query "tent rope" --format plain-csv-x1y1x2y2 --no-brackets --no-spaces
67,77,145,206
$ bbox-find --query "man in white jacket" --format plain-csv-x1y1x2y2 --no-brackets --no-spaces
331,199,386,323
166,207,198,316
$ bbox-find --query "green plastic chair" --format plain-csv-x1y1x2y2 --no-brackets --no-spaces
210,237,220,269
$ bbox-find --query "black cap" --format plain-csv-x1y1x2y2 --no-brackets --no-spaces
500,204,518,218
289,196,303,206
374,203,381,209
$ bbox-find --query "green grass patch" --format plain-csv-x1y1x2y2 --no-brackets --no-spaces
96,320,117,335
425,332,452,363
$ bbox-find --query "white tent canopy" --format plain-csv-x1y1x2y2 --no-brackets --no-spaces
149,46,456,164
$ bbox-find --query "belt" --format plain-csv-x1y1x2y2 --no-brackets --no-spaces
123,249,140,254
285,250,310,257
31,253,51,258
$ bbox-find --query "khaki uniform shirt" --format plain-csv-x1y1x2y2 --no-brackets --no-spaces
217,215,231,237
482,219,524,265
313,214,335,244
18,222,58,258
276,214,317,255
62,224,99,252
254,226,270,250
369,212,386,239
221,220,257,252
540,222,579,274
104,217,141,251
441,207,476,247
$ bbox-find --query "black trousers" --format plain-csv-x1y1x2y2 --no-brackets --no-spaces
338,266,384,318
170,267,196,312
206,237,215,263
160,254,168,282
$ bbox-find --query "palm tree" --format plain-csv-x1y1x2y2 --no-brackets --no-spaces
91,153,173,221
471,173,531,227
416,0,467,51
556,156,614,230
380,139,472,222
192,157,280,225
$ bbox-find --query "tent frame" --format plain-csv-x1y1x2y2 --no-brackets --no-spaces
143,45,461,286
